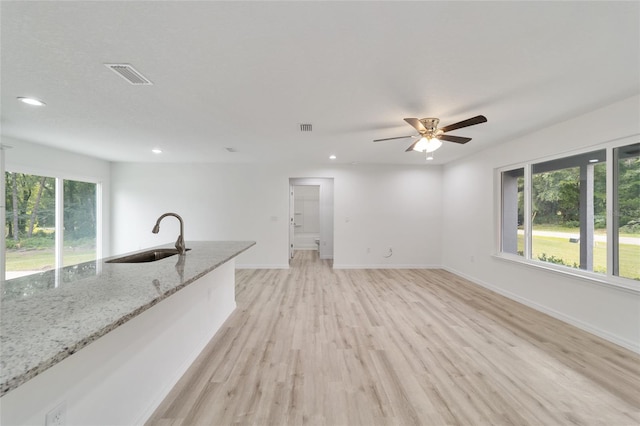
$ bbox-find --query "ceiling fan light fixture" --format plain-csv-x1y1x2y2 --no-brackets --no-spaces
426,138,442,153
413,137,428,152
413,137,442,153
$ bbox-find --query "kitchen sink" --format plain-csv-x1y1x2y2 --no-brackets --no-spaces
106,248,191,263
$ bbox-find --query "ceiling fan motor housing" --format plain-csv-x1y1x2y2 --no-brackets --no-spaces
419,118,440,136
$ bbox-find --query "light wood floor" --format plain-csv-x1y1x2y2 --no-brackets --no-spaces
147,251,640,425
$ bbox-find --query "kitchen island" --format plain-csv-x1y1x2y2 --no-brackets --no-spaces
0,240,255,425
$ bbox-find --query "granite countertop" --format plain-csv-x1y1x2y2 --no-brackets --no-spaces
0,240,255,397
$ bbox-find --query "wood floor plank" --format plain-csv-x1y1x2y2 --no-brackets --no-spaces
147,251,640,426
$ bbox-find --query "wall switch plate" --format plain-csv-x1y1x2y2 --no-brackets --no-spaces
45,402,66,426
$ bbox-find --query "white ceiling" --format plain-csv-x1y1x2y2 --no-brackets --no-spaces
1,1,638,165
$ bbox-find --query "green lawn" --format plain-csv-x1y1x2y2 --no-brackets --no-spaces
530,224,638,238
6,247,96,272
517,235,639,280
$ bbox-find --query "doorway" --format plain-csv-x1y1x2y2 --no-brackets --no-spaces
289,178,334,263
292,185,320,251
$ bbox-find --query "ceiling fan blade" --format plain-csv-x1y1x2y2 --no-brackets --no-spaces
404,118,426,133
438,134,472,144
405,140,420,152
373,135,416,142
439,115,487,133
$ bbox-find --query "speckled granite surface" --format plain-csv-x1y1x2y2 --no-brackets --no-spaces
0,240,255,397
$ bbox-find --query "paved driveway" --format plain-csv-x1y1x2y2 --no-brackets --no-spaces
518,230,640,245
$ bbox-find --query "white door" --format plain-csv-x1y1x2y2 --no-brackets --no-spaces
289,184,295,260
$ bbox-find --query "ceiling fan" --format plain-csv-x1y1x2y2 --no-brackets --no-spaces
374,115,487,155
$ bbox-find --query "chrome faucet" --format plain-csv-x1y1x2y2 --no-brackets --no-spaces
152,212,186,255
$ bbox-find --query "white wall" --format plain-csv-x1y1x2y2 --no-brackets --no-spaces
333,165,442,268
1,136,111,257
441,95,640,352
110,163,442,268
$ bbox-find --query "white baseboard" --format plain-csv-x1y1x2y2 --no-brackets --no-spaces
332,263,439,270
442,266,640,354
237,263,437,270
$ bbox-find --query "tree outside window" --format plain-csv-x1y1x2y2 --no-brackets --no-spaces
4,172,97,279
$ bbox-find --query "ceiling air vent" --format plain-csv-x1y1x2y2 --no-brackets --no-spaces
300,123,312,132
105,63,153,85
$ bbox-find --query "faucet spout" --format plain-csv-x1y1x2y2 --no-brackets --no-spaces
152,212,186,255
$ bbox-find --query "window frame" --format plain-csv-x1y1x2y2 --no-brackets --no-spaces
495,135,639,292
499,166,525,256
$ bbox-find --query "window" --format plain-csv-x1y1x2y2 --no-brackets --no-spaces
499,142,639,283
4,171,99,280
5,172,56,278
531,150,606,273
63,179,97,266
613,144,640,280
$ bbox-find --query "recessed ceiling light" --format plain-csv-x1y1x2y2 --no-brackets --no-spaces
329,155,337,160
17,97,46,106
152,148,162,154
589,159,599,163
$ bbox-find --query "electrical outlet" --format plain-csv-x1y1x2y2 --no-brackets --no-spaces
45,402,66,426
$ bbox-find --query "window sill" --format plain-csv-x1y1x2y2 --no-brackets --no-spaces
492,252,640,295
